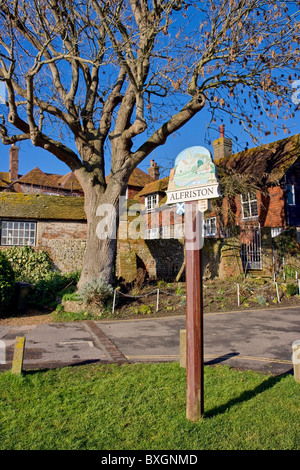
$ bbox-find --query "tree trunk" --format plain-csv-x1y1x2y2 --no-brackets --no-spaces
77,188,120,289
75,162,127,290
78,217,117,290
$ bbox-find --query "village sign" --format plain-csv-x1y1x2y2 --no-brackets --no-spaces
166,146,221,205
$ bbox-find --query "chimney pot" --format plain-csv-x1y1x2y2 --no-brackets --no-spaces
213,125,232,161
219,124,225,138
148,159,159,180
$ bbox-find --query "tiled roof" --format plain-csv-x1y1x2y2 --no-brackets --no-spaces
136,176,169,197
2,164,153,193
128,167,154,187
56,172,82,190
106,167,154,188
13,167,83,192
216,134,300,185
16,167,56,187
0,193,86,220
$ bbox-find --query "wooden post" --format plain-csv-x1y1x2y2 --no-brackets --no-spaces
180,329,186,368
185,201,204,421
112,289,116,314
11,336,26,375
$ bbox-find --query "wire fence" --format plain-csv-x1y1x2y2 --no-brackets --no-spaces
112,274,300,314
112,287,180,314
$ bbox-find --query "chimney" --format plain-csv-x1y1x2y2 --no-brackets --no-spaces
213,124,232,161
9,144,19,182
148,159,160,180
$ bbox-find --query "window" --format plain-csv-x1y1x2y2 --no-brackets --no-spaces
204,217,217,237
1,221,36,246
286,184,295,205
241,192,258,219
145,194,158,212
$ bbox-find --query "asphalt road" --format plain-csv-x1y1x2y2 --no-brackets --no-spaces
0,306,299,376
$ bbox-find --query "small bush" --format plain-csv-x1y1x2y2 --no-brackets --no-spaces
28,271,80,308
0,252,15,315
256,295,267,306
4,246,53,283
133,304,152,315
286,283,298,296
78,278,113,306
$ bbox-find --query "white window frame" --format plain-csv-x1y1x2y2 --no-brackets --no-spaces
145,194,158,212
286,184,295,206
241,192,258,220
1,220,36,246
204,217,217,237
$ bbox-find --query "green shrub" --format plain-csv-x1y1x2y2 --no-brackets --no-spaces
0,252,15,315
4,246,53,283
286,283,298,296
133,304,152,315
28,271,80,308
78,278,113,306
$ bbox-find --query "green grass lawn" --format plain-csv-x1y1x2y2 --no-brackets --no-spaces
0,363,299,450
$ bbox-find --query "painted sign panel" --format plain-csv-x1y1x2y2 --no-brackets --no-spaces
166,146,220,204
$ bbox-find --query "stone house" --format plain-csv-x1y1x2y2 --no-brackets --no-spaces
0,193,87,272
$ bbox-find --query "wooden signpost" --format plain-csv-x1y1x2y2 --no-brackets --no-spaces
166,146,220,421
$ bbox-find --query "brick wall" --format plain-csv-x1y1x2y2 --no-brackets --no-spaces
258,187,286,227
222,187,286,229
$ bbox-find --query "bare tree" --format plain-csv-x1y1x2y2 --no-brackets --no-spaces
0,0,299,288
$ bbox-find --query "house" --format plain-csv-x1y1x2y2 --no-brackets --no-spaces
214,129,300,272
123,129,300,279
1,145,84,196
0,144,156,198
0,193,87,272
215,130,300,231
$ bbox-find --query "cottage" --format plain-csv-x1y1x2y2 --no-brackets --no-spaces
0,193,87,272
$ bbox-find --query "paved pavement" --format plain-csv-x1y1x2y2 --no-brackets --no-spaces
0,306,299,375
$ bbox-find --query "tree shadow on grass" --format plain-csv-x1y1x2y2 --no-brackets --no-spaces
205,369,293,418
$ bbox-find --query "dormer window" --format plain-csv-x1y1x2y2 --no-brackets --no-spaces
241,192,258,219
145,194,158,212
